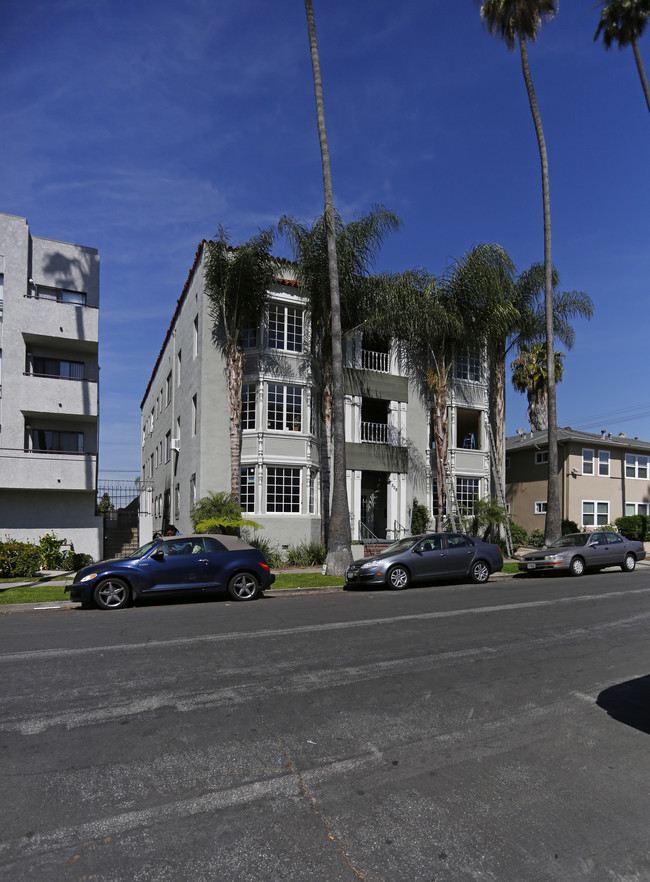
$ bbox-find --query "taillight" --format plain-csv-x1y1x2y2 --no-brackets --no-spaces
258,562,270,572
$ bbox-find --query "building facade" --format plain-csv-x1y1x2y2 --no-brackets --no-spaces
0,212,102,558
506,427,650,534
140,242,495,550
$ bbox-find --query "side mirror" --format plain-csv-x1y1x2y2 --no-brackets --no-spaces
413,546,423,555
151,549,165,561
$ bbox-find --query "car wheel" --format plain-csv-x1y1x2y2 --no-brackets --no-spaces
386,565,410,590
227,572,260,601
93,578,130,610
569,556,585,577
470,560,490,584
621,553,636,573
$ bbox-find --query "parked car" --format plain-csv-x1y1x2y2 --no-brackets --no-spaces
518,531,646,577
66,534,275,609
345,533,503,589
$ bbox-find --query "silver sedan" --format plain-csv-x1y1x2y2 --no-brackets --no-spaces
518,531,645,577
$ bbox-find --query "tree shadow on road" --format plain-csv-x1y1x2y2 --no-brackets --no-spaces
597,675,650,735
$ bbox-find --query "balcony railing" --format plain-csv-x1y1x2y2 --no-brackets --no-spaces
361,349,389,373
361,421,389,444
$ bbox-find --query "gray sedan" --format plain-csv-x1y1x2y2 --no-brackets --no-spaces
518,531,646,577
345,533,503,589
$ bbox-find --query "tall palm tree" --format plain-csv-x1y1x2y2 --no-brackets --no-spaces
303,0,352,575
595,0,650,113
479,0,561,542
204,225,276,497
511,341,565,431
277,206,400,546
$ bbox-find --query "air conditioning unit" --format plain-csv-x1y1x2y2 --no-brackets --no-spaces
171,438,180,452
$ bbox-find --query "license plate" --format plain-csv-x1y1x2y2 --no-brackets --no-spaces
527,563,536,569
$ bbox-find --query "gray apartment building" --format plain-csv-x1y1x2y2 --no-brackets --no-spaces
0,212,102,558
140,241,495,549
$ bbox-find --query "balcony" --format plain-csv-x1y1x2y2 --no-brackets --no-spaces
20,295,99,343
361,349,389,373
361,421,403,446
0,449,97,491
20,373,98,417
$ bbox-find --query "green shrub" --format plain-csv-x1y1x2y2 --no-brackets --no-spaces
614,515,648,541
527,528,546,548
0,539,42,578
410,501,431,535
509,523,528,547
247,535,283,568
38,533,67,569
561,519,579,535
62,551,94,571
285,540,327,567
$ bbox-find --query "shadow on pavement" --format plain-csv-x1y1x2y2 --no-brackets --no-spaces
597,675,650,735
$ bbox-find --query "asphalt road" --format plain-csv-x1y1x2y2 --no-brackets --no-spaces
1,569,650,881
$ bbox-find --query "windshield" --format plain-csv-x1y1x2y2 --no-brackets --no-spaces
548,534,589,549
382,536,423,554
129,539,161,559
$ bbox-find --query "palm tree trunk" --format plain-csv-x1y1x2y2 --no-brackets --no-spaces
304,0,352,574
519,33,560,542
492,346,506,483
429,364,449,531
226,340,244,498
632,37,650,114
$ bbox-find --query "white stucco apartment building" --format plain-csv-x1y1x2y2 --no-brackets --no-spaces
140,241,496,549
0,212,102,558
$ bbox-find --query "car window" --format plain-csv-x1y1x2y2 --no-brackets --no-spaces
446,534,472,548
590,532,606,545
550,535,589,548
606,533,623,544
203,536,227,553
163,539,201,556
419,537,442,552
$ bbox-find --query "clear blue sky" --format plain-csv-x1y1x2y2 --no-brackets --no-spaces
2,1,648,475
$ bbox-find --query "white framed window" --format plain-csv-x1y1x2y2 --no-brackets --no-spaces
625,453,649,479
149,409,154,433
142,425,146,448
308,468,317,515
454,351,481,382
176,350,182,386
192,394,197,436
154,445,159,468
598,450,610,476
456,477,480,514
176,416,181,445
242,327,257,349
268,304,303,352
242,384,256,430
165,431,171,462
189,474,197,511
582,448,594,475
535,451,548,465
266,467,301,513
165,372,172,406
175,483,180,520
267,383,302,432
30,356,85,380
582,500,609,527
535,501,547,514
625,502,649,516
193,315,199,358
27,428,84,453
240,466,256,512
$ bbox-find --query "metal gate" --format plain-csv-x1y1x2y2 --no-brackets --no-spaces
97,480,152,559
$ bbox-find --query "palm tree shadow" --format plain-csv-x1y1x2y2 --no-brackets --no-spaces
597,675,650,735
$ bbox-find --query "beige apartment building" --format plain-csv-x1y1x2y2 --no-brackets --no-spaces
506,427,650,534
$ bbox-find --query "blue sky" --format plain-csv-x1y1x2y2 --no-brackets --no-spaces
2,1,648,475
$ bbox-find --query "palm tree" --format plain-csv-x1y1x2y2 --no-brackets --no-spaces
204,225,276,498
595,0,650,113
511,342,565,431
277,206,401,546
479,0,561,543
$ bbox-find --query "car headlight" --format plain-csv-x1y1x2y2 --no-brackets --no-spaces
544,554,563,563
79,573,99,583
360,562,376,570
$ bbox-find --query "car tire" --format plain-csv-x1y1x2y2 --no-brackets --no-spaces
621,553,636,573
227,572,260,601
93,578,131,610
470,560,490,584
386,565,410,590
569,556,585,577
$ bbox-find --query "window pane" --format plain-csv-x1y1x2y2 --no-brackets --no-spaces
267,384,283,430
242,384,256,430
267,467,300,513
61,290,86,305
626,454,635,477
286,385,301,431
240,467,255,512
582,449,594,474
598,451,609,475
638,456,648,479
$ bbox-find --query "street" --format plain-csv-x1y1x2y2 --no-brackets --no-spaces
1,570,650,881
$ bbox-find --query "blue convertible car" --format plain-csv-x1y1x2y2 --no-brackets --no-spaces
66,534,275,609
